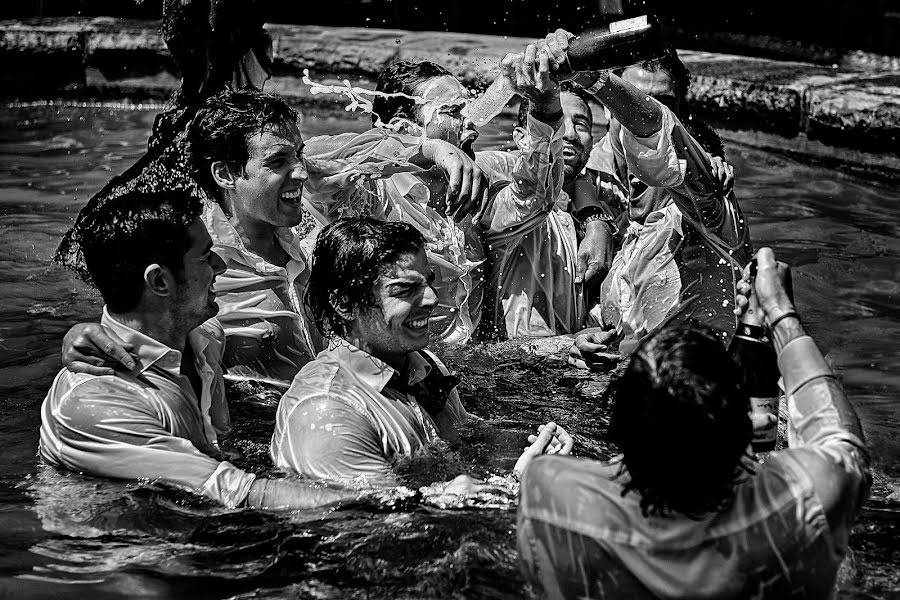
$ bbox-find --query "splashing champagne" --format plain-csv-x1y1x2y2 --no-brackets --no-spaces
464,15,666,128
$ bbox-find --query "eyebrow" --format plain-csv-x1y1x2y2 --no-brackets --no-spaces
262,145,300,159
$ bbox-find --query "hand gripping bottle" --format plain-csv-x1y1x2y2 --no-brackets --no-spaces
464,15,665,128
729,261,780,452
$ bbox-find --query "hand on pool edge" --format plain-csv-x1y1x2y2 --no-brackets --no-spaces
62,322,135,375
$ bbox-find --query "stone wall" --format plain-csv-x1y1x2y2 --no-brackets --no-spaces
2,18,898,176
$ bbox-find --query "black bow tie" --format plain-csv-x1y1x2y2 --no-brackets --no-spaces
387,368,460,418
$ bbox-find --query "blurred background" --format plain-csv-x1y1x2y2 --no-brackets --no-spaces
3,0,898,59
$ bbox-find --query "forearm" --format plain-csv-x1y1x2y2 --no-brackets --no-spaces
245,477,362,510
583,72,662,138
775,317,866,445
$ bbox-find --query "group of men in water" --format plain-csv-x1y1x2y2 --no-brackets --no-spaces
39,26,870,598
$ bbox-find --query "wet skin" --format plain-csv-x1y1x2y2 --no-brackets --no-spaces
560,91,593,185
349,248,438,371
228,123,309,229
173,219,228,335
417,76,479,158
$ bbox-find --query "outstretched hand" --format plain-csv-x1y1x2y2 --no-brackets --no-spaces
568,328,619,371
61,323,135,376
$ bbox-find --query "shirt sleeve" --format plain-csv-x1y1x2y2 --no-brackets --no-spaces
478,114,565,232
41,376,255,508
612,100,727,229
776,336,871,545
302,129,428,222
273,392,399,485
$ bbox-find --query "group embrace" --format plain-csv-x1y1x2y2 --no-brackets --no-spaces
39,28,869,599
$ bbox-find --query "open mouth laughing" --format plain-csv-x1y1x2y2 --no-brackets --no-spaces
281,188,302,205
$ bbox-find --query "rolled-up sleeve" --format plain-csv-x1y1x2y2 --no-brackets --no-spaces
613,100,725,226
478,114,564,232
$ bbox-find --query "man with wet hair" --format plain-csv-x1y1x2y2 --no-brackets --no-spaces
61,88,490,382
565,42,750,356
475,77,616,337
304,35,613,342
518,248,871,598
40,188,362,510
270,216,572,489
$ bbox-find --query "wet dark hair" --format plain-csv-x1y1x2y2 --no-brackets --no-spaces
372,60,454,126
607,323,753,518
79,189,202,313
306,217,426,338
516,82,595,129
188,88,300,200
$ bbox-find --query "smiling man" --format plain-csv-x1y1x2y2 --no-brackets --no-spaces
40,189,363,510
270,217,571,487
559,43,753,353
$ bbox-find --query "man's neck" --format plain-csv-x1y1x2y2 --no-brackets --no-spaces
109,309,189,354
227,210,288,266
343,335,411,374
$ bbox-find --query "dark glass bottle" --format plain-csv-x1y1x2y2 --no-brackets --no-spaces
566,15,666,72
729,307,780,453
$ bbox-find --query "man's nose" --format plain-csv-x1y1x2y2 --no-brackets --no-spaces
562,118,577,141
291,159,309,182
421,283,439,310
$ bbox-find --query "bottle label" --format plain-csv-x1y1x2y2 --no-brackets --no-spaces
750,396,779,445
609,15,649,34
735,322,771,344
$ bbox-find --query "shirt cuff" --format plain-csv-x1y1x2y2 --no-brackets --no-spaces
199,461,257,508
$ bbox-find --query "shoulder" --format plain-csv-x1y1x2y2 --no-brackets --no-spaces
279,355,372,418
45,369,152,418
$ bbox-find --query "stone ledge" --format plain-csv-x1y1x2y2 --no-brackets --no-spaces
1,18,898,172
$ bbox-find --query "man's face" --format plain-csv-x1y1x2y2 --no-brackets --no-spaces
618,66,681,223
418,76,479,158
561,91,593,184
173,219,227,331
231,123,308,228
351,248,438,366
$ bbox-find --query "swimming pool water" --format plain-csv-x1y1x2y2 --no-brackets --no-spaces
0,103,897,598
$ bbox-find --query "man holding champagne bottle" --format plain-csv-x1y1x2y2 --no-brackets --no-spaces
518,248,871,598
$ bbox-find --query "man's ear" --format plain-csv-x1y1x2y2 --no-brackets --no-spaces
210,161,236,190
512,126,530,152
143,263,175,299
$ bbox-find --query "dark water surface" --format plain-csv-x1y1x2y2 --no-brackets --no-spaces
0,104,897,598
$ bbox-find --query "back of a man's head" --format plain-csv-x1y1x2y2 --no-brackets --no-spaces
609,323,752,518
188,88,299,199
372,60,454,126
79,189,202,314
306,216,426,338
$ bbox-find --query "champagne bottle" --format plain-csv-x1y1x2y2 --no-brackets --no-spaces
729,283,780,453
566,15,666,72
464,15,666,128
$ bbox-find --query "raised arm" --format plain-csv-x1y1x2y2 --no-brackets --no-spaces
737,248,870,534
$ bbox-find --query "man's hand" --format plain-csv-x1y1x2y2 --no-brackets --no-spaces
62,323,135,376
709,155,735,195
421,138,489,223
734,247,795,327
514,421,574,478
568,328,620,371
575,220,613,286
442,474,486,496
501,30,571,116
